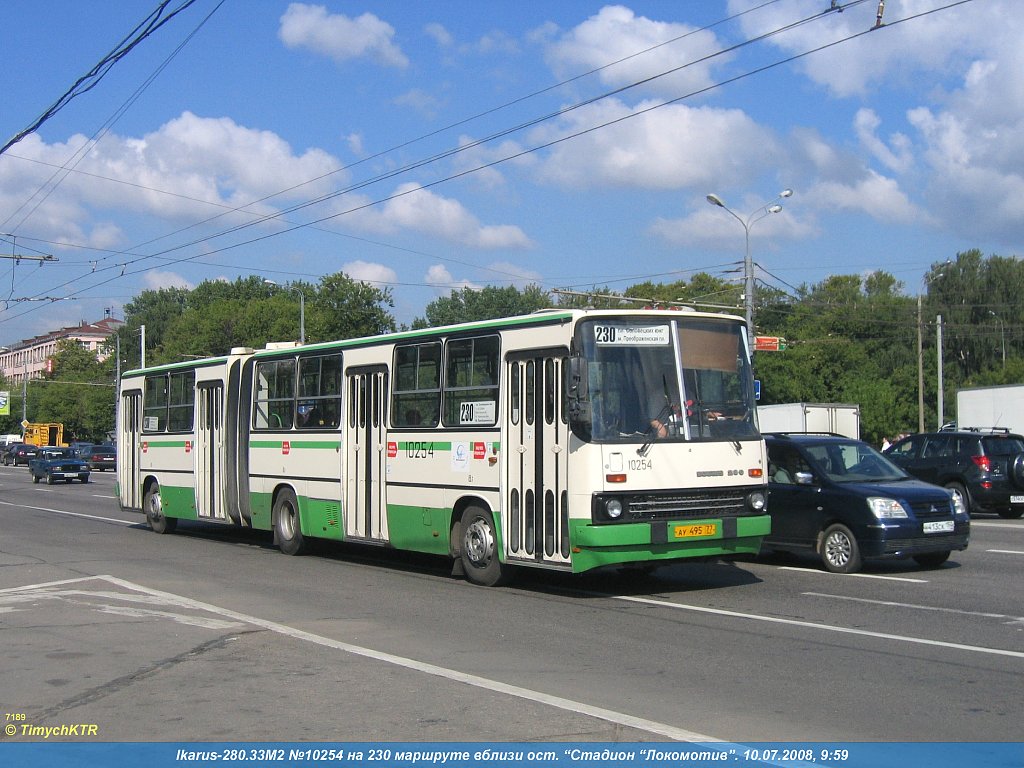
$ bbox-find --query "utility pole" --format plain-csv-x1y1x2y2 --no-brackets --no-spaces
917,296,924,432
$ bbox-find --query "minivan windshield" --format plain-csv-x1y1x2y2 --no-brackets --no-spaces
572,317,757,443
805,442,908,483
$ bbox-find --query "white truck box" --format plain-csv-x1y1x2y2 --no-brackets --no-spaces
956,385,1024,434
757,402,861,439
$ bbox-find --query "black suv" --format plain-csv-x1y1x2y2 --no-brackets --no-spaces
765,433,969,573
884,429,1024,519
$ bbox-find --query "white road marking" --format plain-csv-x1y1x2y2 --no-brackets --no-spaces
0,499,133,526
801,592,1021,621
778,566,928,583
606,594,1024,659
987,549,1024,555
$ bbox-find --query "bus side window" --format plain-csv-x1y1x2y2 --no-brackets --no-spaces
392,342,441,428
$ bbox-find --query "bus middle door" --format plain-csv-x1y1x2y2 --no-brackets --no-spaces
195,383,227,520
345,367,388,542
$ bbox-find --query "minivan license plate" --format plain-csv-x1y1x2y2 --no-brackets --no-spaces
923,520,954,533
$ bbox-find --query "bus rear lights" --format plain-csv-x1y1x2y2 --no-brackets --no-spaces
606,473,627,483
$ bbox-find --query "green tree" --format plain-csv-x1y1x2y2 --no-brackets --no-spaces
32,339,116,441
412,285,551,329
117,273,396,366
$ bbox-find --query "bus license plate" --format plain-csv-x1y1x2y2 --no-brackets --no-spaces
674,523,717,538
923,520,954,533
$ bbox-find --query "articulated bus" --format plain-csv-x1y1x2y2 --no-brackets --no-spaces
117,309,769,586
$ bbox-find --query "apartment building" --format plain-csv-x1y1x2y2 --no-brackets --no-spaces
0,316,123,383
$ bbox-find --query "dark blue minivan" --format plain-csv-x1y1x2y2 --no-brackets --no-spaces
764,433,970,573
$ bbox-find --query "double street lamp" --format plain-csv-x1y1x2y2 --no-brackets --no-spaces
705,188,792,351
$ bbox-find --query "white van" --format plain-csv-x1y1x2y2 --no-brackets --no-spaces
1,434,22,446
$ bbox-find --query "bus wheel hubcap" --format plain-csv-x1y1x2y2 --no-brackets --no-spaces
464,519,493,566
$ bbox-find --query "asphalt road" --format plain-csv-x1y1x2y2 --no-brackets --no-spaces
0,463,1021,746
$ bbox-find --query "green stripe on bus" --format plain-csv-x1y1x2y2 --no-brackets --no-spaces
250,440,341,449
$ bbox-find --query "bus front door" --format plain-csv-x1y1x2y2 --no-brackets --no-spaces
505,352,571,568
345,368,388,542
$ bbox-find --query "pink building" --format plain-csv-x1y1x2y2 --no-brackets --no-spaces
0,317,124,383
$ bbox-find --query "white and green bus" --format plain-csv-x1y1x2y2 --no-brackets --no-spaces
117,308,769,586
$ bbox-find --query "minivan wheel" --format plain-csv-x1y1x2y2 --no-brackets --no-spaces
820,523,862,574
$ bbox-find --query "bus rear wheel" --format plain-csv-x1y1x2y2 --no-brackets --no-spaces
274,488,308,556
145,482,177,534
460,506,510,587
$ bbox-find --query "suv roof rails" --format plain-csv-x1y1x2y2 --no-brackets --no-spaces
957,426,1012,434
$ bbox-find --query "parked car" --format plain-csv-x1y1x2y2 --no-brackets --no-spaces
28,447,91,484
764,433,970,573
3,443,38,466
69,441,95,458
883,428,1024,519
84,444,117,471
1,443,22,465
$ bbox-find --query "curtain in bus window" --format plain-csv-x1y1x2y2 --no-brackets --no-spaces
677,321,756,438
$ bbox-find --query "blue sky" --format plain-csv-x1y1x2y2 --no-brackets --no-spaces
1,0,1020,344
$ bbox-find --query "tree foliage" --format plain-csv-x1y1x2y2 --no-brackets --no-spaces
111,273,396,367
412,284,551,329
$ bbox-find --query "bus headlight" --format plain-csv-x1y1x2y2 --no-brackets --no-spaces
747,490,766,512
605,498,624,519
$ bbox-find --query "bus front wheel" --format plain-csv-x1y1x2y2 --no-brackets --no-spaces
274,489,308,556
145,483,177,534
459,506,510,587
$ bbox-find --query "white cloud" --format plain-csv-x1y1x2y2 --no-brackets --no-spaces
546,5,726,100
142,270,193,290
809,171,925,225
351,183,533,249
532,98,777,190
0,113,344,246
425,264,481,292
342,260,397,286
854,109,913,174
424,22,453,48
278,3,407,68
394,89,444,119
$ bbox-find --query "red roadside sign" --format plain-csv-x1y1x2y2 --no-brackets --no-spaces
754,335,786,352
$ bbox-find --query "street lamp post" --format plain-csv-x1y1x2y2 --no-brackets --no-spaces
706,188,792,351
989,310,1006,368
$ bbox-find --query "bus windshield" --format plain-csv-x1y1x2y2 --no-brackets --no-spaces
573,317,757,443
